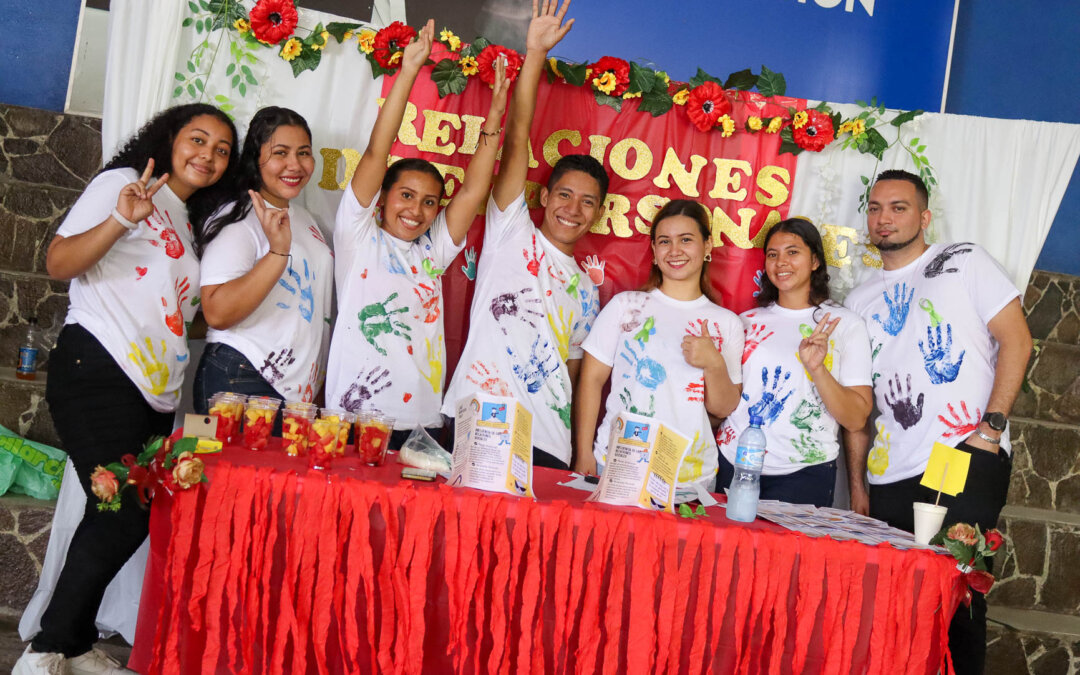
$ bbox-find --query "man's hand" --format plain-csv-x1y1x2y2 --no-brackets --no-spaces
849,480,870,516
964,422,1001,454
526,0,574,54
401,19,434,72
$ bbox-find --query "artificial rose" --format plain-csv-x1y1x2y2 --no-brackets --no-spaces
476,45,523,86
372,21,416,69
90,466,119,503
172,451,205,490
280,38,302,61
984,529,1004,551
718,114,736,138
947,522,979,546
357,29,376,54
792,109,835,152
686,81,731,133
248,0,298,44
966,569,995,595
460,56,479,77
588,56,630,97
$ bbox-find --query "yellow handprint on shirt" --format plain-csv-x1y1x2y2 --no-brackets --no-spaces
867,420,890,476
420,336,444,393
128,337,170,395
797,340,836,380
546,306,573,362
677,431,709,483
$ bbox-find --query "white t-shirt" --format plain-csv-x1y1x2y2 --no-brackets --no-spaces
441,193,601,464
717,302,872,475
58,168,201,412
844,243,1020,484
583,289,744,488
201,201,333,402
326,188,464,428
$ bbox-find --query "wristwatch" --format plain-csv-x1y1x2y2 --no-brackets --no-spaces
981,412,1007,432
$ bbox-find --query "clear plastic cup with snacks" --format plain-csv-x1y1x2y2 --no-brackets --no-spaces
308,416,341,470
357,412,394,466
282,402,317,457
207,392,245,444
319,408,355,456
242,396,280,451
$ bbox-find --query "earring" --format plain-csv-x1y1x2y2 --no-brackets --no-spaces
704,252,712,262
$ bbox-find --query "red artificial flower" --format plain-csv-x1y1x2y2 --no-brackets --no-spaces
792,109,836,152
588,56,630,97
984,529,1004,551
686,81,732,133
248,0,298,44
372,21,417,69
475,45,523,86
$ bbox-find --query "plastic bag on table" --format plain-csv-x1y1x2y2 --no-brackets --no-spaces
398,427,453,475
0,424,66,500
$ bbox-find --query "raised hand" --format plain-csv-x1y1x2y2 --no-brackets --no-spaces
797,313,840,376
401,19,434,72
580,254,605,285
924,242,973,278
116,159,169,226
249,190,291,255
526,0,574,53
681,321,725,372
918,323,965,384
883,373,924,429
872,282,914,336
487,52,510,116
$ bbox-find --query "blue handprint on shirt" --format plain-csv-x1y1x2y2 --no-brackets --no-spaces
507,333,559,394
872,283,915,336
460,247,477,280
578,287,600,333
276,258,314,322
620,340,667,390
742,365,795,425
918,323,965,384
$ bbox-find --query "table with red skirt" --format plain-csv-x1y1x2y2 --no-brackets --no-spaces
127,441,964,674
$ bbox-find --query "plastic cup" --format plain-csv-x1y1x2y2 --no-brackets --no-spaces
308,416,341,470
243,396,280,451
913,502,948,545
282,402,317,457
208,392,245,444
357,412,394,466
320,408,355,457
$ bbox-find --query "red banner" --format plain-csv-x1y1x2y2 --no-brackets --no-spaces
381,69,804,376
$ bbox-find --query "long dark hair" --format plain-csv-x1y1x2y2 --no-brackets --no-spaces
380,157,446,199
756,218,831,313
104,103,238,242
642,199,716,302
192,106,312,255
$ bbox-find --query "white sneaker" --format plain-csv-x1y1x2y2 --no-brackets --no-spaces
67,648,135,675
12,646,66,675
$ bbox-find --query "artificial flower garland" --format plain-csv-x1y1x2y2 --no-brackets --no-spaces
90,436,207,512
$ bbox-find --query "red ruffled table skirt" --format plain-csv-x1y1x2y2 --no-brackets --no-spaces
128,444,963,674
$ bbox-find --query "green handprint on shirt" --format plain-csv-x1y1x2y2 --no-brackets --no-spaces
357,292,411,356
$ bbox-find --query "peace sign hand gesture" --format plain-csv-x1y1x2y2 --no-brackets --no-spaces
249,190,292,256
116,159,169,225
402,19,434,73
526,0,574,54
798,313,840,376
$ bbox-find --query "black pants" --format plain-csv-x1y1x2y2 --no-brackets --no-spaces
869,441,1012,675
716,453,837,507
32,324,174,658
193,341,283,414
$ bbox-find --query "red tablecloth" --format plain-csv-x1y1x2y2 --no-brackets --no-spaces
128,443,963,674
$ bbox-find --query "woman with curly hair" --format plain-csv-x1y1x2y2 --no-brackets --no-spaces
16,103,236,675
714,218,873,507
191,106,333,410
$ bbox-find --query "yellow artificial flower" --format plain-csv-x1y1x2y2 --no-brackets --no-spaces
358,30,376,54
388,51,402,65
461,56,479,76
343,30,354,41
233,18,250,34
548,57,562,79
439,28,461,52
622,90,642,100
718,114,735,138
766,116,784,133
593,71,617,95
672,89,689,105
747,116,763,131
851,118,866,136
839,120,854,134
280,38,302,62
793,110,809,129
311,30,330,51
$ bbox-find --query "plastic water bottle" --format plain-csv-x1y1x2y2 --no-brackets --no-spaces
16,318,39,381
726,414,766,522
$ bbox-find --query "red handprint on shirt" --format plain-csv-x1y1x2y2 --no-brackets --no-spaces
412,282,441,324
938,401,982,438
145,206,185,259
523,233,545,276
579,255,605,286
161,277,190,336
685,377,705,402
467,361,513,397
742,323,775,364
686,319,725,351
716,426,736,448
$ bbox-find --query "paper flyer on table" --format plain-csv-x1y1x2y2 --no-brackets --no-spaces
587,411,690,512
450,393,534,497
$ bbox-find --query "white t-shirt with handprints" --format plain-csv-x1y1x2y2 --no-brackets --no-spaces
201,200,333,402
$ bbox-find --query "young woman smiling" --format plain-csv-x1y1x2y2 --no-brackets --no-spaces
574,199,744,490
192,107,334,410
715,218,873,506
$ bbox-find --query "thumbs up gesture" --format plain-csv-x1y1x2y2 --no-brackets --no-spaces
682,319,726,372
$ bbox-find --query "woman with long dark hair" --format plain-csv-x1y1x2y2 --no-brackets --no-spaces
574,199,744,488
16,104,236,675
191,106,333,409
715,218,873,506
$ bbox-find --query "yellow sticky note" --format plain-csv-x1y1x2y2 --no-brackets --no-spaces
919,442,971,496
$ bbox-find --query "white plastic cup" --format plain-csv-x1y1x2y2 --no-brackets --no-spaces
913,502,948,545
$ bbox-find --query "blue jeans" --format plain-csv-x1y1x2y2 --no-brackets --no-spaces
193,342,282,414
716,453,837,508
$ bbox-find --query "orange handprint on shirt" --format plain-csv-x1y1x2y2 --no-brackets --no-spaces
467,361,513,397
161,277,190,336
412,282,441,324
145,206,185,259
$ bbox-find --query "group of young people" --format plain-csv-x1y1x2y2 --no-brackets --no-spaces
17,1,1028,674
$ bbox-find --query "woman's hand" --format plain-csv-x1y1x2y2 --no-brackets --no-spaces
526,0,574,54
249,190,291,255
116,159,169,224
573,452,598,476
682,322,725,372
487,55,511,123
798,313,841,376
401,19,434,72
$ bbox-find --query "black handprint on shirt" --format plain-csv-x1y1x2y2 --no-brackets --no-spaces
491,287,544,332
923,243,974,278
883,373,924,429
260,348,296,384
340,366,391,412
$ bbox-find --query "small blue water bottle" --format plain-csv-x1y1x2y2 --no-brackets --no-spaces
726,414,766,522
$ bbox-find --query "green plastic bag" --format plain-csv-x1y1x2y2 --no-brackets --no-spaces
0,424,67,500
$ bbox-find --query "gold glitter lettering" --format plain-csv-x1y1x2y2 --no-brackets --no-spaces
634,195,670,235
710,206,781,249
459,114,485,155
318,147,361,190
587,134,612,164
652,147,706,197
708,158,752,201
591,193,632,237
609,138,653,181
819,223,860,268
418,110,461,155
755,165,791,207
397,101,422,147
543,130,582,167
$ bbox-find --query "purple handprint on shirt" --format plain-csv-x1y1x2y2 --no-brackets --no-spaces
742,365,795,425
883,373,924,429
872,283,915,336
919,323,965,384
491,287,544,333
